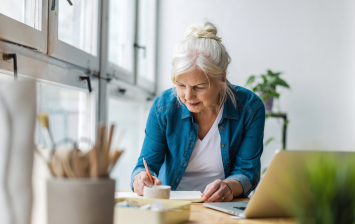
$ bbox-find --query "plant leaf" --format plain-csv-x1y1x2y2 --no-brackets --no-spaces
262,167,268,174
245,75,256,87
275,78,290,88
264,137,275,146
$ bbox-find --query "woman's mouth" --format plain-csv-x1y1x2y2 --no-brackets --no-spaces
188,102,200,107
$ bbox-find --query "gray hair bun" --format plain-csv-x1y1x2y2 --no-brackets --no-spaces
184,21,222,42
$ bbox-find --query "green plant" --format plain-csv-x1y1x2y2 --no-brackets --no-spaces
246,69,290,150
245,69,290,102
291,154,355,224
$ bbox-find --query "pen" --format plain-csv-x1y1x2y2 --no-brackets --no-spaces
143,158,154,185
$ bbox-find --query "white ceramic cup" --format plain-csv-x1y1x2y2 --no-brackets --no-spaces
143,185,171,199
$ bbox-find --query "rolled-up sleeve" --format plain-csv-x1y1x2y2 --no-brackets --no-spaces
130,97,167,191
225,99,265,197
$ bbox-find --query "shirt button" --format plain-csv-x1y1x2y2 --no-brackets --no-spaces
176,179,179,182
222,144,225,147
220,126,224,129
184,162,187,166
226,164,229,167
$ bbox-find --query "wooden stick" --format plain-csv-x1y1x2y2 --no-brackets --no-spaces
99,125,109,177
90,125,103,177
100,124,115,176
108,124,115,151
108,150,123,174
61,149,75,178
51,153,65,177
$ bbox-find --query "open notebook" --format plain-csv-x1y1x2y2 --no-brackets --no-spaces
115,191,203,203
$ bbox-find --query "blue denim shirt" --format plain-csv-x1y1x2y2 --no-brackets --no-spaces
131,85,265,197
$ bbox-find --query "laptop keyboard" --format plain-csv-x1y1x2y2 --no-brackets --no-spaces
233,207,246,210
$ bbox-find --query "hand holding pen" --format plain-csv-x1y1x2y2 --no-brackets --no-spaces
133,158,162,196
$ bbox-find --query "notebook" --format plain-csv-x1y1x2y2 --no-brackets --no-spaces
115,191,203,202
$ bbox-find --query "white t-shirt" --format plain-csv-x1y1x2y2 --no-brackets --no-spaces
176,105,225,192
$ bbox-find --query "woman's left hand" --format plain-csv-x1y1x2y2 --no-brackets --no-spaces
202,179,233,202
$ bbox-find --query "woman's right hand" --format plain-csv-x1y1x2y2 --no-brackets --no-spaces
133,171,162,196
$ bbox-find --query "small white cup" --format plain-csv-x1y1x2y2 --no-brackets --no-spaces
143,185,171,199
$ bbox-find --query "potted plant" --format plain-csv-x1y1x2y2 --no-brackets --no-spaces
245,70,290,112
290,154,355,224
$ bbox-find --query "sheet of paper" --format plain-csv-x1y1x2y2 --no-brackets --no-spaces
115,191,203,202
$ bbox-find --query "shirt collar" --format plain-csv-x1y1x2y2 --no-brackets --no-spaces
181,104,191,119
222,92,239,120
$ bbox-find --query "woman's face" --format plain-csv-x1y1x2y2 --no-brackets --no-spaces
175,69,222,114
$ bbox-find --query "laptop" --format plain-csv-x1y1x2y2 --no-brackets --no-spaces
203,150,352,218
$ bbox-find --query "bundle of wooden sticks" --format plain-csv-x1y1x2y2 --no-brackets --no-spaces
36,113,123,178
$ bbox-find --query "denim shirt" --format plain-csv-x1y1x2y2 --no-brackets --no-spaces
131,84,265,197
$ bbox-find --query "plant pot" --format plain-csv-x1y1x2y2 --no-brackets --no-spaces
47,178,115,224
255,91,274,112
264,97,274,112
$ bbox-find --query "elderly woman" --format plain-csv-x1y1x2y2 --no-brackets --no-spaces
131,21,265,202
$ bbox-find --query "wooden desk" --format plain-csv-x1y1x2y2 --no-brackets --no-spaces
116,191,297,224
185,198,297,223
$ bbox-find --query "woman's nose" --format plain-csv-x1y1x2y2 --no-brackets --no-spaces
185,88,195,101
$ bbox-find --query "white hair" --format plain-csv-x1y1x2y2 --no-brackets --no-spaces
171,21,236,110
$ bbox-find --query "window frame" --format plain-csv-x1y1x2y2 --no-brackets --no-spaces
135,0,158,93
47,0,101,72
0,0,48,53
106,0,137,84
107,79,155,104
0,0,158,128
106,0,157,93
0,40,99,139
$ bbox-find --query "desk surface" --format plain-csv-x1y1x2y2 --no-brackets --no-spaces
117,191,297,224
185,198,297,224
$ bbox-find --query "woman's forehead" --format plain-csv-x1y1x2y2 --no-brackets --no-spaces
176,69,209,85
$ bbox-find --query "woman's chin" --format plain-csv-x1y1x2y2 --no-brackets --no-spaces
187,106,202,113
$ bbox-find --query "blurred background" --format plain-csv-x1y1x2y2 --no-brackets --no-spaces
156,0,355,173
0,0,355,223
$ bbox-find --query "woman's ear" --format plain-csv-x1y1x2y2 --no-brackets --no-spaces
221,71,226,82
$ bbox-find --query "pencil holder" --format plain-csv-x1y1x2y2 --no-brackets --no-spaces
47,178,115,224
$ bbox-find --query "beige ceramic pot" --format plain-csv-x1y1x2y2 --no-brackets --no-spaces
47,178,115,224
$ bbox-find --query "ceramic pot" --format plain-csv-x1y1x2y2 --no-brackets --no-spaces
47,178,115,224
256,91,274,112
264,97,274,112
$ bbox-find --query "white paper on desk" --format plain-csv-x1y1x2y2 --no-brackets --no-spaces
115,191,203,202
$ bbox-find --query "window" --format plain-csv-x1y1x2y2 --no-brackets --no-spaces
108,0,136,83
48,0,100,71
0,1,158,222
58,0,98,56
37,82,96,150
136,0,157,92
0,0,42,30
0,70,16,82
108,97,149,190
107,0,157,91
0,0,47,52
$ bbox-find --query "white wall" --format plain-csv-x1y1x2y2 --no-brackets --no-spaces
156,0,355,171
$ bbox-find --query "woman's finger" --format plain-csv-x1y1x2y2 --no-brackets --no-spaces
153,176,162,185
223,191,234,202
207,184,229,202
202,181,221,201
133,175,144,196
135,187,143,196
141,173,154,186
201,184,212,198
